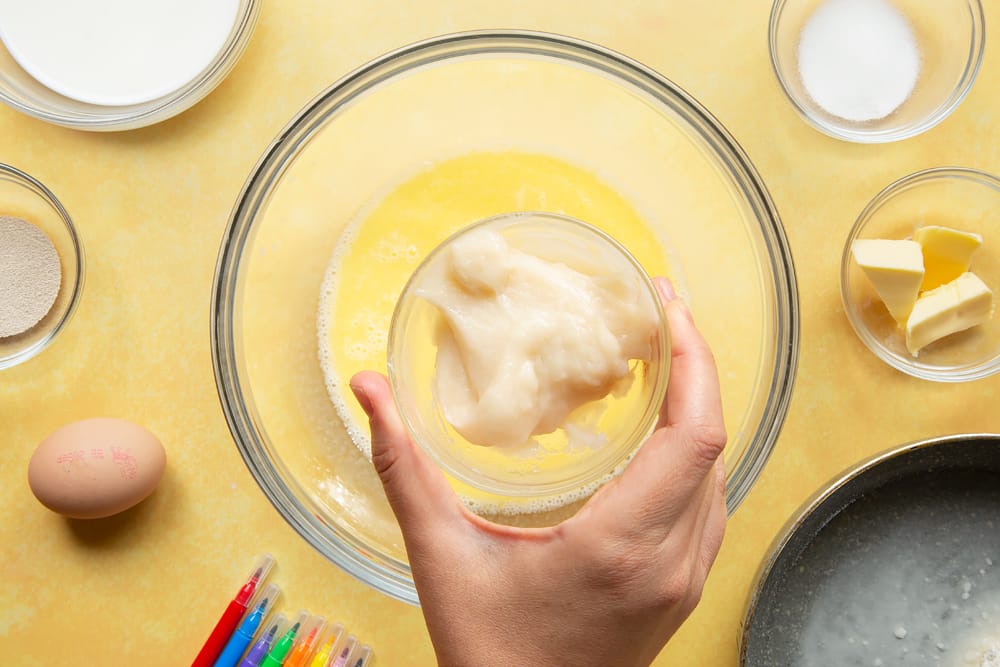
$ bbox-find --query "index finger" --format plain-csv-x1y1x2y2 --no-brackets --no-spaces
603,279,727,522
656,279,725,440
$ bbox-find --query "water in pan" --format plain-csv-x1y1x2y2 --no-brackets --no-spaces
748,469,1000,666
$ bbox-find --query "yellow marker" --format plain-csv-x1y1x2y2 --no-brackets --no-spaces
851,239,924,324
913,225,983,291
308,623,344,667
905,272,993,355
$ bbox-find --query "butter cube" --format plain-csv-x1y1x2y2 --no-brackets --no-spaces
852,239,924,324
905,272,993,356
913,225,983,291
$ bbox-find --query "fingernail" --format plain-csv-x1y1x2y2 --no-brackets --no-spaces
350,382,373,417
655,277,677,302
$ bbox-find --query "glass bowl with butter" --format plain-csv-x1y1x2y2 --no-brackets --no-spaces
213,31,799,604
842,167,1000,381
387,212,669,510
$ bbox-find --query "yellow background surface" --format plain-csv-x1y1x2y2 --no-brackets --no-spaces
3,1,1000,664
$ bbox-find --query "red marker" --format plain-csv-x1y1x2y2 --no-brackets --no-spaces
192,555,276,667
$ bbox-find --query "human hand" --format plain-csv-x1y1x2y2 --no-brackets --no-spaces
350,277,727,667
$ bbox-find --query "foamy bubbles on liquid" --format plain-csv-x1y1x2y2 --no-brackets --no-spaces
460,455,633,517
317,218,375,460
951,587,1000,667
343,309,389,361
373,230,420,264
785,472,1000,667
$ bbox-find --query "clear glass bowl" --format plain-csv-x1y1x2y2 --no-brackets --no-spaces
212,31,800,604
841,167,1000,381
769,0,985,143
0,163,84,370
0,0,259,131
388,212,670,508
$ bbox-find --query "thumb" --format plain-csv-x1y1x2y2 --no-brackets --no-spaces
349,371,461,536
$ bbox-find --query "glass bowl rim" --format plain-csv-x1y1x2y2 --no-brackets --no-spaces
0,162,85,370
386,210,671,499
768,0,986,144
840,166,1000,382
211,29,800,605
0,0,260,131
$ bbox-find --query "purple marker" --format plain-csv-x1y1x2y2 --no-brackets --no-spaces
237,614,286,667
332,636,357,667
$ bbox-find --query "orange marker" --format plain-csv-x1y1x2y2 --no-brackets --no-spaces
283,617,325,667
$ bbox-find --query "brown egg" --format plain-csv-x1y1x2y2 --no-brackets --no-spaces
27,418,166,519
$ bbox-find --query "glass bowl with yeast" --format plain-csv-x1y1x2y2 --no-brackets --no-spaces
0,163,84,370
212,31,799,604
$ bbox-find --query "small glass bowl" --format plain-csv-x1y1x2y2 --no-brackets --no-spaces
387,212,670,506
841,167,1000,381
0,0,259,131
769,0,985,143
0,163,84,370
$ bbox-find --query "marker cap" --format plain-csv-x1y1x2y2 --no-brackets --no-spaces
307,622,344,667
297,615,327,651
238,554,276,606
248,583,281,620
328,635,357,667
349,645,373,667
257,612,289,644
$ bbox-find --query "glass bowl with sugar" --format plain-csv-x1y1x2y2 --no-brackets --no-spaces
769,0,984,143
384,212,669,512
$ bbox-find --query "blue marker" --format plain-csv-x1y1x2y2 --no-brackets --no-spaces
214,584,280,667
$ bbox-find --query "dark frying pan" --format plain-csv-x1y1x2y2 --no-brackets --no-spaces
740,434,1000,666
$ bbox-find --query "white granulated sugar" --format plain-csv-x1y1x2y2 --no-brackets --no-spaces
797,0,921,122
0,216,61,337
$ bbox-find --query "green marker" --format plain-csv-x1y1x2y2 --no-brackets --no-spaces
260,621,300,667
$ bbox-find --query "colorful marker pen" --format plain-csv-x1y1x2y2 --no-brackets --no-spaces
307,623,344,667
237,614,287,667
260,614,304,667
213,584,280,667
192,555,276,667
284,616,325,667
330,636,356,667
348,645,372,667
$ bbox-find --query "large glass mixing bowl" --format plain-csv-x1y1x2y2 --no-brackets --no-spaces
212,31,799,605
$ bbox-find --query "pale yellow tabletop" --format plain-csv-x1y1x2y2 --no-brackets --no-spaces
3,1,1000,665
